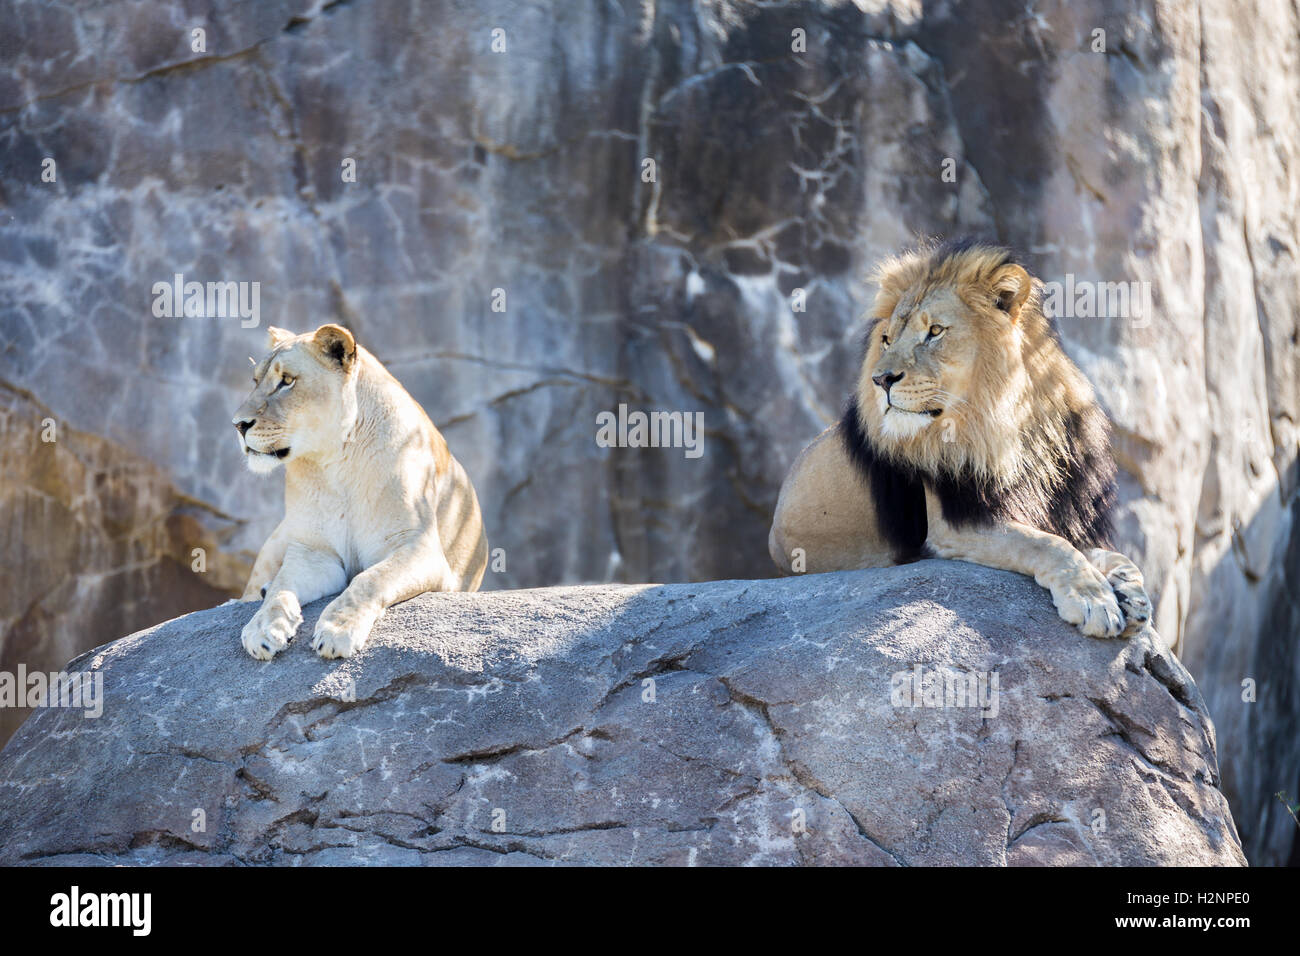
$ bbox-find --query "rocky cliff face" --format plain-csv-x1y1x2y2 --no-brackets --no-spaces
0,562,1245,867
0,0,1295,862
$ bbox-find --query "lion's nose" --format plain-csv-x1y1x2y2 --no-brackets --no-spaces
234,418,255,437
872,371,904,392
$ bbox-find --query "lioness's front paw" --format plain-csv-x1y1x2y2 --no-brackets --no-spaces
310,602,377,660
1043,564,1126,639
241,598,303,660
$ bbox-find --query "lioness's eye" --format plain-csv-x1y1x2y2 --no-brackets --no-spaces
278,375,294,389
928,325,945,338
881,333,891,347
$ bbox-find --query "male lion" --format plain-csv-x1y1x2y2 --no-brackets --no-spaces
769,239,1151,639
232,324,488,660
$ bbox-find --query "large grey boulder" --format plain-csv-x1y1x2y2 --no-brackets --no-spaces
0,561,1244,866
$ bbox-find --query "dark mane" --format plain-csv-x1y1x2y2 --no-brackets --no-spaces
838,396,929,563
839,397,1117,556
925,235,1031,273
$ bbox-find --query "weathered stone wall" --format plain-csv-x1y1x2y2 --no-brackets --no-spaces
0,0,1296,862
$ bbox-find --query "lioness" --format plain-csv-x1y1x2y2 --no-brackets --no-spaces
233,324,487,660
769,239,1151,639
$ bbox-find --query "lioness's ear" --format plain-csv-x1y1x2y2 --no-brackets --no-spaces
312,324,356,371
990,264,1031,321
267,326,295,349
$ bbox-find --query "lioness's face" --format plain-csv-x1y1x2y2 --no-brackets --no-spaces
232,325,357,474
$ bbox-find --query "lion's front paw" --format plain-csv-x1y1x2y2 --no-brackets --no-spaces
310,602,377,660
1085,549,1152,636
1043,564,1126,639
241,597,303,660
1112,585,1151,635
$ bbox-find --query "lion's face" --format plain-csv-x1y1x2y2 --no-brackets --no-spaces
857,244,1040,475
865,285,986,440
232,325,357,475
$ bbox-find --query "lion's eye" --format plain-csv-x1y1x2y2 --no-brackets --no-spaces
881,334,891,348
277,375,294,390
928,325,945,339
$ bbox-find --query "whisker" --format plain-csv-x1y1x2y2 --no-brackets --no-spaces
932,389,970,408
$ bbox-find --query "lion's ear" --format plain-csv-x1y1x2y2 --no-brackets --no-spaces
267,326,295,349
312,324,357,371
990,264,1031,321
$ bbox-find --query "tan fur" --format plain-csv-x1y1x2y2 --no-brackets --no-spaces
769,425,895,574
770,243,1151,639
233,324,488,660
